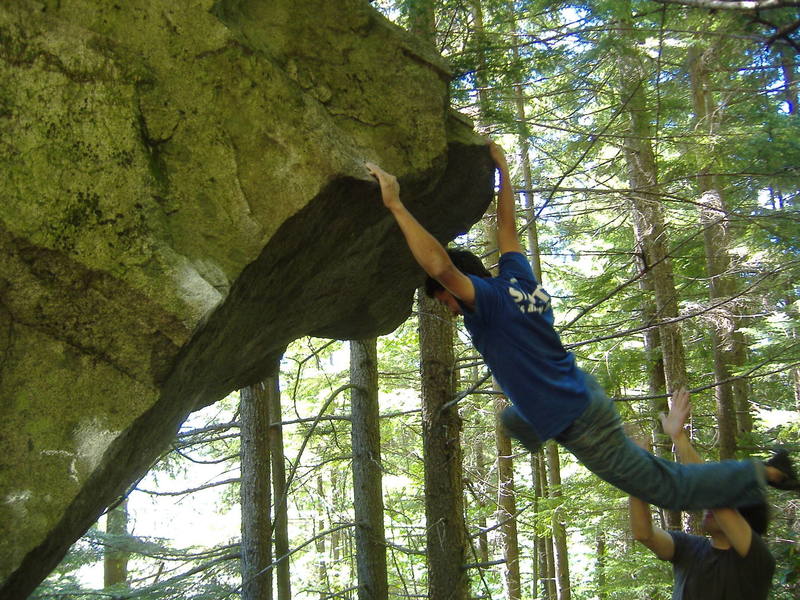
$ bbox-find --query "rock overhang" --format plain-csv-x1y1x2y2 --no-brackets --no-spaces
0,1,493,597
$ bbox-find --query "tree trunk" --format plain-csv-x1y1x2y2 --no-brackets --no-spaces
350,338,389,600
495,392,522,600
546,442,571,600
480,162,522,599
464,382,490,565
699,189,740,459
512,50,571,595
595,529,607,600
539,452,557,600
615,1,688,398
510,10,543,282
688,44,747,458
474,434,490,564
620,78,687,394
315,477,329,600
265,368,291,600
615,2,690,533
240,383,273,600
515,53,550,598
469,0,491,122
332,470,342,563
530,452,545,600
418,290,468,600
103,498,129,594
733,328,754,435
637,261,681,529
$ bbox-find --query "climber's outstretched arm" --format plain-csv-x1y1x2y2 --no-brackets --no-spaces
366,161,475,307
487,141,523,256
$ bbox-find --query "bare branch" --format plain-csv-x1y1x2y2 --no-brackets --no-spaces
136,477,239,496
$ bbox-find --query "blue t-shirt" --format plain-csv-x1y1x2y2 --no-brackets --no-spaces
460,252,590,442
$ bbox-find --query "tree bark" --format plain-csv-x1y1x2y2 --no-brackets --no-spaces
265,368,291,600
495,393,522,600
418,290,468,600
638,262,681,529
512,56,570,597
619,60,687,396
510,12,543,282
615,0,688,397
474,434,490,564
615,2,690,531
469,0,491,122
332,470,343,564
315,477,329,600
515,51,550,597
688,44,747,458
530,451,545,600
545,442,571,600
103,498,129,594
240,383,273,600
480,158,523,600
538,451,557,600
619,51,681,524
595,529,607,600
350,338,389,600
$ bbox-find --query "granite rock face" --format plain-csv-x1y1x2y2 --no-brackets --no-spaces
0,1,493,596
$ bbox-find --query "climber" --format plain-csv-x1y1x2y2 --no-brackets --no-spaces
629,388,775,599
365,139,800,511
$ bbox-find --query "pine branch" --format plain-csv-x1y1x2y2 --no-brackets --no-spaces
653,0,800,11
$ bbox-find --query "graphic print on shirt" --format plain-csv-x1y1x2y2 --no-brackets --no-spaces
508,277,551,314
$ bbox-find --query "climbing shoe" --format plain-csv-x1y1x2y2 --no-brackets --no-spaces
765,449,800,491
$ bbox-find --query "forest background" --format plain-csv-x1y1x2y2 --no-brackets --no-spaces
33,0,800,599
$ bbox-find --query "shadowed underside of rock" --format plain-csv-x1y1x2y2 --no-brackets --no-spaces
0,1,493,597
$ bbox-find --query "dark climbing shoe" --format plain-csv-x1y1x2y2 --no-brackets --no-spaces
765,449,800,491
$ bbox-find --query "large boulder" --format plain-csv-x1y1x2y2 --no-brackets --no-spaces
0,1,493,597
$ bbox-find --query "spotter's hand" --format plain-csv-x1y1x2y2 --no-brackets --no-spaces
660,387,691,439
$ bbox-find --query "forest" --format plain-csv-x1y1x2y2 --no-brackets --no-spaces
31,0,799,599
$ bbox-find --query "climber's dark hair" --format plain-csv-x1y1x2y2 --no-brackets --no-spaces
424,249,491,298
738,502,769,536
